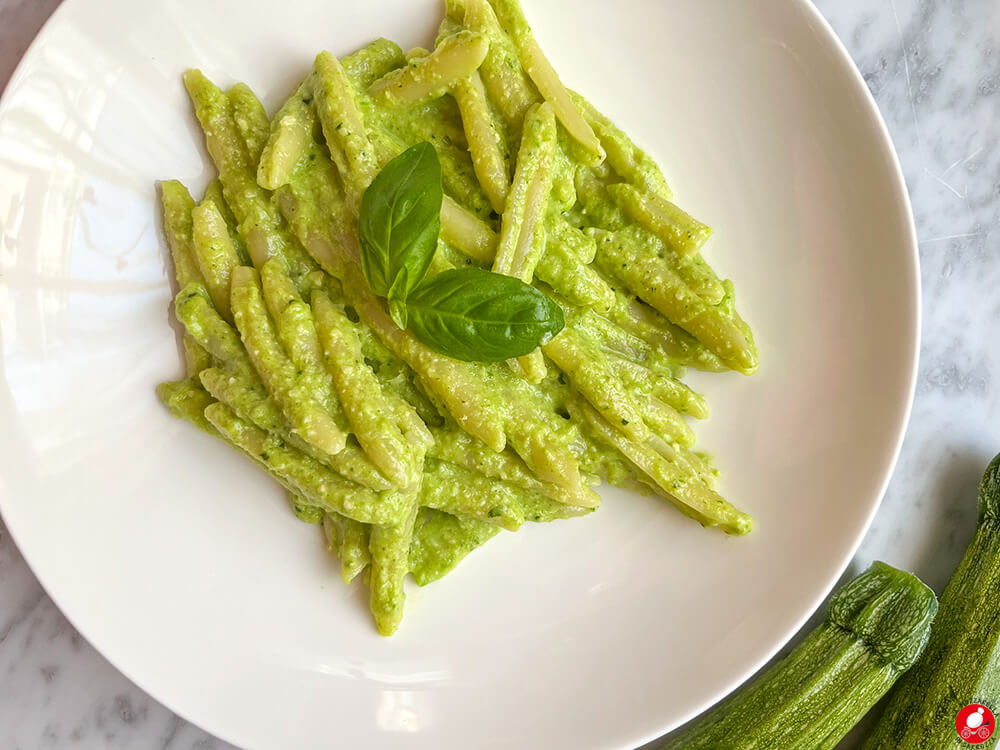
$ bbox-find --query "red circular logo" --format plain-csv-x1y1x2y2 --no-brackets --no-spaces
956,704,996,744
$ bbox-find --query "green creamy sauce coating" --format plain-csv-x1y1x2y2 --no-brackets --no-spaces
343,46,495,221
385,100,493,220
166,33,762,630
532,368,639,479
290,495,325,524
409,508,500,586
330,45,706,430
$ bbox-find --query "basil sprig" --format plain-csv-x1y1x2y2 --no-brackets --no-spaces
358,143,564,362
406,268,564,362
358,142,442,329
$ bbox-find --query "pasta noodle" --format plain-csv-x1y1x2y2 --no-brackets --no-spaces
156,0,758,635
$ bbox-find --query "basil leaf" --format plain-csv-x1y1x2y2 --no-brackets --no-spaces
405,268,565,362
358,142,442,326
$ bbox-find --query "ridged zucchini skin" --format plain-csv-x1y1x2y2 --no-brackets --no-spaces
862,453,1000,749
663,562,938,750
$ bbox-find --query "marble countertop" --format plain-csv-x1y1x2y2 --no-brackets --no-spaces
2,0,999,747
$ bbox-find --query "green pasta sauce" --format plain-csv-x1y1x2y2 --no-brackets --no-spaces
158,0,758,635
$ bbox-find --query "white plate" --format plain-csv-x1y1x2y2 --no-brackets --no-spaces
0,1,918,748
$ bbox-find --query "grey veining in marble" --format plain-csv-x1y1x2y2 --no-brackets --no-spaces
2,0,1000,748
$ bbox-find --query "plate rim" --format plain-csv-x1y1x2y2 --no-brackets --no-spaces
642,0,922,744
0,0,921,747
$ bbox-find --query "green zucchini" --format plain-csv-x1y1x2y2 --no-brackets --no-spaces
862,453,1000,749
664,561,938,750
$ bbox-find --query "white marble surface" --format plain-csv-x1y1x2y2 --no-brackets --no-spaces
2,0,999,748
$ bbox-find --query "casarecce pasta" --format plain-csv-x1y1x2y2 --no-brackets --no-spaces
157,0,758,635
